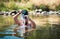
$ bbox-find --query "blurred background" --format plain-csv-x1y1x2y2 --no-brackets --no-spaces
0,0,60,39
0,0,60,11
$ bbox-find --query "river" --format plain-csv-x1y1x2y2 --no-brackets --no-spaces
0,25,24,39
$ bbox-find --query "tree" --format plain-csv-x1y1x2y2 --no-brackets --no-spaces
56,4,60,11
39,4,50,11
0,2,7,11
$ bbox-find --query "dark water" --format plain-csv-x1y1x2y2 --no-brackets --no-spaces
0,24,60,39
0,36,23,39
27,24,60,39
0,25,24,39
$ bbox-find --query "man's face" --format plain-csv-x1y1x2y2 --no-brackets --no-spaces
24,16,28,22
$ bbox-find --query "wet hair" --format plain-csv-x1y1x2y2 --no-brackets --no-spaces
21,10,28,15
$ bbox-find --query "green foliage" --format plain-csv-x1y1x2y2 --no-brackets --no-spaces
0,2,20,11
11,4,19,10
24,0,29,2
0,2,6,11
6,2,19,11
39,4,46,10
0,2,50,11
0,0,9,2
39,4,50,11
18,0,21,2
56,4,60,11
31,5,37,10
18,3,33,11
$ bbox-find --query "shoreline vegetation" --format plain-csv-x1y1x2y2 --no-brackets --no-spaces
0,0,60,11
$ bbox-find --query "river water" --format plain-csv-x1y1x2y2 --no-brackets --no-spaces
0,25,24,39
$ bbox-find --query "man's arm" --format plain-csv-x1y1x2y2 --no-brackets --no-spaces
13,12,22,26
29,18,36,29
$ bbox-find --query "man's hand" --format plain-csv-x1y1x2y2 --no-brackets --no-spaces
13,12,21,18
28,17,36,29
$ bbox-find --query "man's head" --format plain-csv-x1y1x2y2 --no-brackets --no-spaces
21,10,29,25
21,10,28,15
21,10,28,20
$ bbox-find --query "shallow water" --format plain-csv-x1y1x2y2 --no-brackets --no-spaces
0,25,24,39
0,24,60,39
0,36,23,39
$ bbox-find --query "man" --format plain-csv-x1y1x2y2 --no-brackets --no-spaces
13,10,36,37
